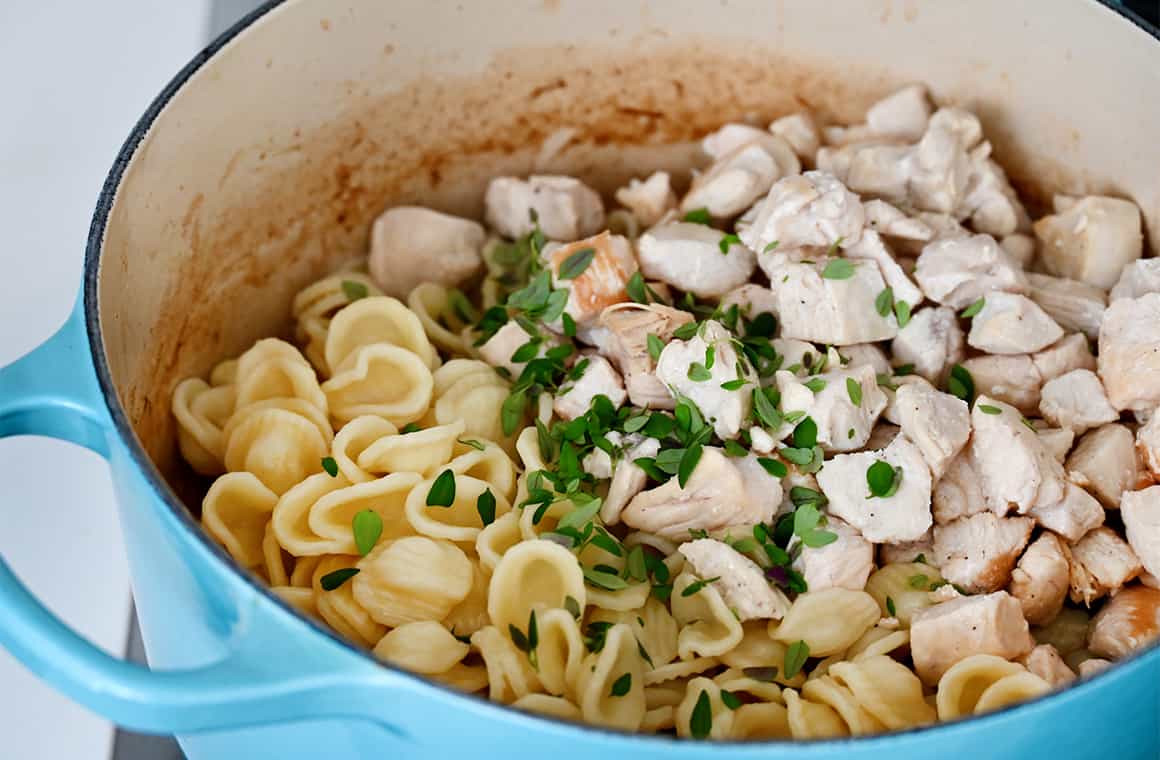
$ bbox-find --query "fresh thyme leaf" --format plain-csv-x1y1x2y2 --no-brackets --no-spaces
683,208,712,225
961,297,986,318
866,460,902,498
476,488,497,526
320,567,359,591
690,689,712,739
321,456,339,477
763,240,780,253
757,457,788,478
784,640,809,679
426,469,457,507
681,575,720,597
558,247,596,280
341,279,369,301
626,271,649,304
821,258,856,280
846,377,863,406
647,333,665,362
610,672,632,697
875,286,894,318
352,509,383,556
718,233,742,254
978,404,1002,415
894,300,912,328
458,438,486,451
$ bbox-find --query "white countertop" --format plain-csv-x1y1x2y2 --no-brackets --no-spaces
0,2,207,757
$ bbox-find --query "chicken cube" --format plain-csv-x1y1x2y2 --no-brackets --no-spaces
999,234,1036,268
882,375,935,426
1086,585,1160,659
1038,369,1119,435
484,175,604,241
960,152,1030,238
864,199,935,241
966,292,1064,355
1077,658,1112,678
890,306,965,383
879,530,936,567
1136,414,1160,481
933,451,990,524
838,343,891,377
908,108,979,215
478,321,561,376
720,283,778,320
368,206,485,298
1026,273,1106,340
1067,424,1137,509
739,171,866,254
679,538,791,621
1121,486,1160,579
655,320,756,440
1036,427,1075,464
1033,195,1143,289
845,229,925,308
1008,533,1072,625
1019,644,1076,687
553,355,627,421
844,143,914,203
1098,293,1160,411
816,433,933,543
1068,527,1142,605
933,512,1034,594
1031,333,1097,384
700,123,801,175
1109,258,1160,302
866,83,933,141
600,437,662,525
914,234,1028,310
598,303,694,409
910,591,1034,685
545,232,636,329
1029,482,1105,543
893,382,971,479
970,395,1067,515
638,221,757,299
774,364,888,452
614,171,677,228
790,516,874,592
960,354,1043,415
769,112,821,161
761,258,897,345
681,142,784,219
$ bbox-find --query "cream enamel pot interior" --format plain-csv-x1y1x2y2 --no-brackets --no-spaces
0,1,1158,757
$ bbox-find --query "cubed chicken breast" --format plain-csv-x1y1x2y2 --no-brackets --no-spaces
907,108,980,215
769,112,821,161
865,83,933,141
1029,482,1105,543
368,206,486,298
773,339,823,377
842,143,914,204
845,230,924,308
970,396,1067,515
892,382,971,479
720,283,779,320
910,591,1034,685
817,433,933,543
838,343,892,377
484,175,604,241
790,516,874,592
700,123,801,176
914,234,1027,310
999,234,1036,268
933,451,990,524
478,321,562,376
1026,273,1106,340
1121,486,1160,580
598,303,694,409
1067,424,1137,509
1086,585,1160,659
960,151,1030,239
1031,333,1097,384
1036,427,1075,464
959,355,1043,415
637,221,757,299
774,364,888,452
545,232,636,329
1136,414,1160,481
966,292,1064,355
933,512,1034,594
1098,293,1160,411
882,375,935,426
761,257,897,345
553,355,627,421
1068,527,1142,605
1018,644,1076,687
679,538,791,621
655,320,756,440
879,530,937,567
890,306,965,383
614,171,677,228
1038,369,1119,435
864,199,935,241
600,436,662,525
682,142,784,220
1033,195,1143,289
1109,258,1160,302
1008,533,1071,625
739,171,865,254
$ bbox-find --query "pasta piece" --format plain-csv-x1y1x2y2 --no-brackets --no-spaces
590,597,679,667
234,354,327,416
575,624,646,731
271,586,317,618
408,282,475,355
447,439,518,503
262,521,290,586
643,657,720,686
442,559,491,638
641,705,676,732
312,555,386,647
675,677,734,739
801,674,886,734
671,572,745,659
322,343,434,426
847,625,910,661
645,682,687,708
293,272,384,374
586,583,651,613
512,694,582,721
476,511,523,574
325,295,439,372
771,588,880,656
972,671,1051,714
808,653,848,681
330,415,399,484
534,608,586,696
487,540,586,635
623,531,680,558
223,397,333,444
290,555,323,587
830,655,937,729
236,338,312,379
405,473,512,543
359,420,465,477
202,472,279,570
783,687,849,739
308,472,421,553
373,620,470,674
210,358,238,386
864,562,944,626
720,621,789,670
271,473,350,556
935,654,1027,719
729,702,792,739
432,662,490,693
471,625,542,703
712,668,785,702
435,373,516,455
223,407,330,494
173,378,234,475
353,536,474,627
433,359,503,397
517,497,573,541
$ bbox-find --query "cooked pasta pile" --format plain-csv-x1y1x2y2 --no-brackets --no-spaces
174,83,1160,739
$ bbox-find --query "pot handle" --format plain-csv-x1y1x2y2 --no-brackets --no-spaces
0,296,418,737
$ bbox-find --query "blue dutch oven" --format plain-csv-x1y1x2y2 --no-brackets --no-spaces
1,0,1158,757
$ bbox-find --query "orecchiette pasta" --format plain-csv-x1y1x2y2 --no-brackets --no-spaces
574,624,646,731
312,555,386,647
671,572,744,659
408,282,475,356
512,694,582,721
782,687,848,739
173,378,234,475
373,620,470,674
404,473,511,543
358,420,464,477
202,472,279,570
223,406,330,494
353,536,474,627
472,625,542,703
531,608,585,696
487,540,586,635
328,414,399,484
864,562,944,626
308,473,421,553
935,654,1027,719
324,295,439,373
674,678,733,739
322,343,434,425
771,588,880,657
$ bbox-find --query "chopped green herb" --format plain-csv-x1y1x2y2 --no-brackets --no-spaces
793,417,818,449
477,488,497,526
978,404,1002,415
687,363,712,382
908,573,930,590
625,545,647,582
678,443,703,488
681,576,721,597
510,337,542,363
352,509,383,556
848,427,856,439
704,345,716,370
893,363,915,376
876,373,899,391
821,258,856,280
609,672,632,697
626,271,649,304
623,414,649,433
731,537,759,554
564,595,582,618
583,565,630,590
886,595,897,616
720,690,742,710
866,460,902,498
690,689,712,739
672,321,699,341
683,208,712,225
780,446,813,466
341,280,369,301
561,312,577,337
961,297,986,318
914,553,927,565
803,377,827,393
752,387,783,428
426,469,457,507
719,233,742,254
720,378,746,391
894,300,912,328
320,567,360,591
826,237,846,255
558,247,596,280
447,288,478,323
790,486,828,509
763,240,780,253
846,377,863,406
458,438,486,451
559,498,602,532
501,388,528,436
757,457,788,478
1021,416,1037,432
321,456,339,477
946,364,975,403
400,422,423,434
647,333,665,362
723,440,749,458
875,286,894,318
784,640,809,679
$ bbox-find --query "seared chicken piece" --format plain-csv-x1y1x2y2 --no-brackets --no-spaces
999,234,1036,268
720,283,778,320
1035,427,1075,464
478,321,562,376
914,234,1027,310
614,171,677,227
638,221,757,299
879,530,936,567
1077,658,1112,678
774,364,888,452
553,355,627,421
621,447,779,540
1098,293,1160,411
1109,258,1160,302
864,199,934,241
484,175,604,241
760,257,897,345
544,232,636,329
907,107,979,215
966,292,1064,355
369,207,485,298
839,343,891,376
828,83,932,145
933,512,1034,594
1136,415,1160,481
739,171,865,254
1018,644,1076,687
1038,369,1119,435
835,142,914,204
881,375,935,426
846,229,924,307
655,320,755,440
700,123,801,176
1026,273,1106,340
910,591,1033,685
1068,527,1142,605
1033,195,1143,289
1067,424,1137,509
959,355,1042,415
817,433,933,543
769,112,821,161
1121,486,1160,579
890,306,965,383
969,395,1066,515
893,382,971,479
1008,533,1071,625
1086,585,1160,659
960,148,1030,238
681,142,784,219
1029,482,1105,543
933,451,990,524
600,436,661,525
1031,333,1097,384
790,516,874,592
598,303,694,409
773,338,822,377
679,538,791,621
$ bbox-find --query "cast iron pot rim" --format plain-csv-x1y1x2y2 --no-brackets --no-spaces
80,0,1160,747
